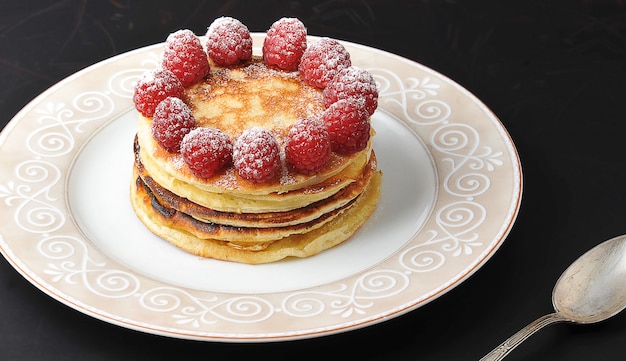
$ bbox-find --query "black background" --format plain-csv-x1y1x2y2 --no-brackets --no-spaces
2,1,626,360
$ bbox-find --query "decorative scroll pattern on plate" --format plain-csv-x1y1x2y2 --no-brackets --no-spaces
282,270,409,318
140,288,274,326
372,67,499,261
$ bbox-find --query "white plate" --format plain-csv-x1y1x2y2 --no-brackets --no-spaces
0,34,522,341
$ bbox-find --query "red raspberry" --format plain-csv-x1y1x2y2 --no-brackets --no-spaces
285,117,331,174
151,97,196,153
181,127,233,178
298,37,351,88
323,66,378,116
263,17,307,71
322,99,370,154
233,128,281,183
133,68,184,117
206,17,253,66
162,29,210,87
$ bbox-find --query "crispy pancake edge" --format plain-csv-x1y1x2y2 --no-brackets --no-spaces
132,168,360,243
135,140,378,228
135,135,373,213
129,169,382,264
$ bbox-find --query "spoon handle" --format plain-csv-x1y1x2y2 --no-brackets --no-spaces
479,312,568,361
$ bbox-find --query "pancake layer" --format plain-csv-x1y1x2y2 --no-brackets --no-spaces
130,166,382,264
134,137,378,229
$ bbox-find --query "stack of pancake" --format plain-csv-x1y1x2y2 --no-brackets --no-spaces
130,58,382,264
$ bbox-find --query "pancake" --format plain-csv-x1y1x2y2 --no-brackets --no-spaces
130,166,382,264
135,58,368,198
136,126,373,213
135,137,379,228
132,167,354,243
129,19,383,264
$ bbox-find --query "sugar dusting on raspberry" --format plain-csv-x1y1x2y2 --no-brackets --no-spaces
137,16,378,187
285,117,331,174
322,98,371,154
206,17,253,66
299,37,351,88
233,127,281,183
151,96,196,152
133,68,184,117
263,17,307,71
323,66,378,116
162,29,209,87
181,127,233,178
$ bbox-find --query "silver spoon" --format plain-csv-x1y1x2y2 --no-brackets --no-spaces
481,234,626,360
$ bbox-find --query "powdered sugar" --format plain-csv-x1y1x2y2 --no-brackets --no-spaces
137,16,378,188
323,66,378,116
180,127,233,178
133,68,184,117
233,127,281,182
285,117,331,174
207,17,241,36
298,37,351,88
322,98,371,154
263,17,307,70
162,29,209,87
151,96,196,152
206,17,253,65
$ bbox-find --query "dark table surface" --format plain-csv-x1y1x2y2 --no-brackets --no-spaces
2,1,626,360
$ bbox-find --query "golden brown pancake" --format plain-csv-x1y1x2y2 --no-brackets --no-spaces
136,129,373,213
130,166,382,264
130,39,382,264
132,167,355,243
135,58,370,198
134,137,378,229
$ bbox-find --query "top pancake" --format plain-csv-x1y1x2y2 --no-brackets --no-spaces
136,57,371,197
187,58,322,139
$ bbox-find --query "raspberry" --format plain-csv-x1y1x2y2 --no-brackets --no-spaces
151,97,196,153
133,68,185,117
206,17,253,66
181,127,233,178
262,17,307,71
322,99,370,154
298,37,351,88
285,117,331,174
162,29,210,87
323,66,378,116
233,128,281,183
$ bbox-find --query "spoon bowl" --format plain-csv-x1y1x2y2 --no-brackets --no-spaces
553,234,626,324
481,234,626,361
